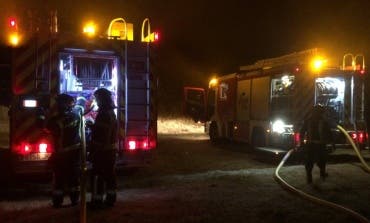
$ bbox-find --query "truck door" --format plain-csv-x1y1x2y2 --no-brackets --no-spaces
183,87,206,122
0,46,11,149
124,41,157,150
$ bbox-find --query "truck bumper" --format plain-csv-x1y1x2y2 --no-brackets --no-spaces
115,149,153,168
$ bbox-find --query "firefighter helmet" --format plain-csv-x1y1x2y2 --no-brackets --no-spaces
56,93,75,113
94,88,114,109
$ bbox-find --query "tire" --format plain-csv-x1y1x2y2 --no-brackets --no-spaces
209,122,219,143
251,127,265,150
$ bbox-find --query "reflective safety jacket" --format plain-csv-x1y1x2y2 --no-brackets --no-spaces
300,112,333,144
47,110,81,152
90,109,117,152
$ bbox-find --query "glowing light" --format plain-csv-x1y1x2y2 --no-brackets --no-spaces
281,75,292,87
209,78,218,87
128,140,136,150
271,120,293,134
142,32,159,42
107,18,134,41
23,99,37,108
154,32,159,41
83,22,97,37
272,120,285,134
294,133,301,145
111,66,118,92
143,141,148,149
311,57,327,71
24,144,30,152
8,33,20,47
9,18,16,27
39,143,48,153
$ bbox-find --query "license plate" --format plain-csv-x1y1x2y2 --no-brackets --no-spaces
21,153,51,161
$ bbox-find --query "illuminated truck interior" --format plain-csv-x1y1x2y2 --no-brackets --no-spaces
58,50,120,149
270,75,295,132
315,77,345,123
58,50,119,116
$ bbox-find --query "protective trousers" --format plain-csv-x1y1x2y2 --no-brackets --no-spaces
52,151,81,207
304,143,328,182
91,150,117,206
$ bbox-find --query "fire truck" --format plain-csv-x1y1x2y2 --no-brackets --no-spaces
184,48,368,154
0,14,157,175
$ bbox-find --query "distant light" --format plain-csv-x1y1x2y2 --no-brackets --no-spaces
360,69,365,75
23,99,37,108
295,67,300,72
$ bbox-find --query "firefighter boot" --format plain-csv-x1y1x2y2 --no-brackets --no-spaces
105,190,117,207
320,169,328,181
89,195,104,209
70,190,80,206
306,172,313,184
52,191,64,208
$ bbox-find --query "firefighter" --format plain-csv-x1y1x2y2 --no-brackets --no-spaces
47,94,81,207
299,104,333,184
89,88,118,208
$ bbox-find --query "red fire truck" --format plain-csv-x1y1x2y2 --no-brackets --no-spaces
0,14,157,175
184,49,368,154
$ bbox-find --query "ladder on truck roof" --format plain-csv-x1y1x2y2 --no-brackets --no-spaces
239,48,320,72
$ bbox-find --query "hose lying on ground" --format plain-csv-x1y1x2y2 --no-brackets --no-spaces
274,124,370,223
336,125,370,173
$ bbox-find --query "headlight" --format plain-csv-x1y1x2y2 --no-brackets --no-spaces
271,120,293,134
272,120,285,134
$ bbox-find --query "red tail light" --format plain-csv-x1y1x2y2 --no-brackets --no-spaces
126,137,156,150
15,140,52,155
350,131,366,144
128,140,137,150
38,143,48,153
294,132,300,146
142,141,148,149
23,143,32,154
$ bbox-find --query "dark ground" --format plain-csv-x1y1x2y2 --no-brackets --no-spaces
1,133,370,223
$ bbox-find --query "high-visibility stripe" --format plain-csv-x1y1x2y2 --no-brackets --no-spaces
11,36,58,147
13,37,53,95
294,74,315,124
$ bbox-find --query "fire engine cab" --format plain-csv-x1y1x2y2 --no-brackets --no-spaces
184,48,368,154
0,14,157,175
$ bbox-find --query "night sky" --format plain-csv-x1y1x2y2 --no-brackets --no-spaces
2,0,370,114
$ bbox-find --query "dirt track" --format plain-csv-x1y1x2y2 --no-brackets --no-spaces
1,133,370,223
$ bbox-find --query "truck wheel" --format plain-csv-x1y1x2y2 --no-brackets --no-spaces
251,127,265,150
209,122,219,143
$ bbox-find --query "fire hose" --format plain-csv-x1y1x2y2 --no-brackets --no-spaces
80,116,87,223
274,125,370,223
